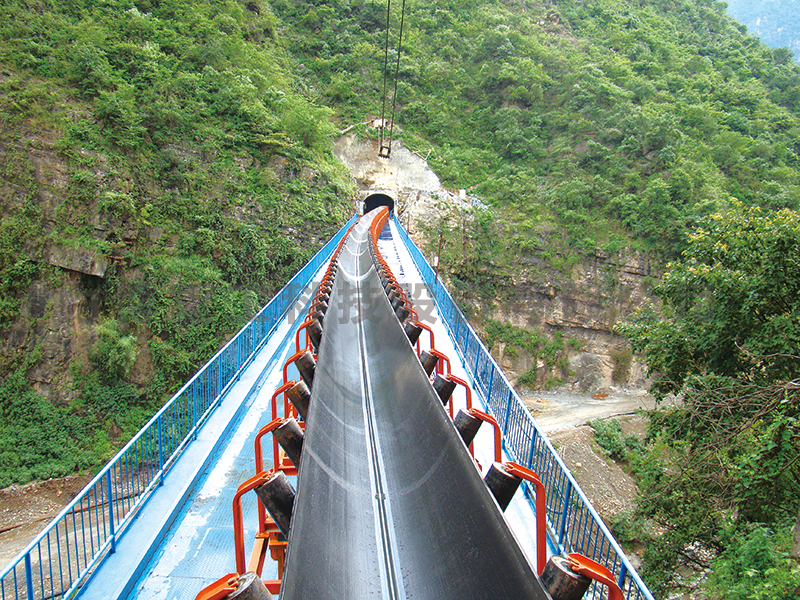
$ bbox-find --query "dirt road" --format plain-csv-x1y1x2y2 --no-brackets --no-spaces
522,389,660,433
520,389,665,547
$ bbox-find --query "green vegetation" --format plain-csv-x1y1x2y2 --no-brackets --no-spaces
0,0,352,485
481,318,573,386
273,0,800,278
588,418,644,463
619,205,800,595
707,524,800,600
1,0,800,591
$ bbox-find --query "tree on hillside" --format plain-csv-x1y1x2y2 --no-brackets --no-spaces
619,203,800,595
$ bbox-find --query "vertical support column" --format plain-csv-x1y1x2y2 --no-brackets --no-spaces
486,367,495,407
106,470,116,553
157,416,165,486
617,564,628,591
524,427,539,505
24,553,34,600
216,357,222,402
191,380,199,440
502,389,514,437
558,479,573,551
526,427,538,470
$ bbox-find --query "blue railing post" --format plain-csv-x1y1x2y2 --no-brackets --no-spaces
618,563,628,589
558,480,573,549
486,367,495,404
526,427,538,470
502,389,514,436
191,382,199,440
24,554,33,600
106,470,116,553
157,416,165,486
217,357,222,398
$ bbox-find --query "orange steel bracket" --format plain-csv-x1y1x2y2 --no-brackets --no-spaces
249,531,284,592
254,419,285,476
232,471,273,574
270,381,296,422
294,317,314,353
253,418,295,537
430,349,451,376
282,350,308,385
504,462,548,575
417,322,435,353
255,418,299,481
568,554,624,600
407,304,419,321
195,573,240,600
467,408,502,463
446,374,472,418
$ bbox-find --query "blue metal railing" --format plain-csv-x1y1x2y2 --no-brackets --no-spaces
393,215,654,600
0,216,358,600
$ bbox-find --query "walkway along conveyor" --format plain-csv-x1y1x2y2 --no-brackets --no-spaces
197,208,624,600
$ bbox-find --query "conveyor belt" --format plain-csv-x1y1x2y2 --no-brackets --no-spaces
280,209,549,599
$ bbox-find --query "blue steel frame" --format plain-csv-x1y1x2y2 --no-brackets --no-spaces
0,216,358,600
393,215,655,600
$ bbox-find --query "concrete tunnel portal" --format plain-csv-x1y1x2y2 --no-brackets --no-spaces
364,193,394,215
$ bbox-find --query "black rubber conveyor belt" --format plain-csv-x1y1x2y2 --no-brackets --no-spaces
280,209,549,599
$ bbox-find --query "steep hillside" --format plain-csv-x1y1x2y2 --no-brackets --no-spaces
0,0,352,486
2,0,800,494
274,0,800,386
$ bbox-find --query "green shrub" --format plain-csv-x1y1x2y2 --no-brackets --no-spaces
610,347,633,384
610,510,649,546
706,524,800,600
0,372,96,487
589,418,627,461
91,319,137,381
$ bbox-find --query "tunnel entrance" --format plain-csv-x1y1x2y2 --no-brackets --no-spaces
364,193,394,214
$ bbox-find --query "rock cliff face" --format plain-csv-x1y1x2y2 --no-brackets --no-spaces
485,248,657,392
334,132,657,393
1,120,107,404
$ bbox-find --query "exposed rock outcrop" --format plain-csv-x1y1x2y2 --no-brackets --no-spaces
334,133,476,230
488,248,657,391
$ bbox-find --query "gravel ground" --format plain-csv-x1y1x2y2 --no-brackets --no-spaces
0,474,92,567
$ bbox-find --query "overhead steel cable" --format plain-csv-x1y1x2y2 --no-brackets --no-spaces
387,0,406,151
378,0,407,159
378,0,392,158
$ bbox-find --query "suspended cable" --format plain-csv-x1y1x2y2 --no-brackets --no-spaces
378,0,407,158
387,0,406,152
378,0,393,158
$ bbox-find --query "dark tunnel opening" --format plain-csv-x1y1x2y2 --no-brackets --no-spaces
364,193,394,214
